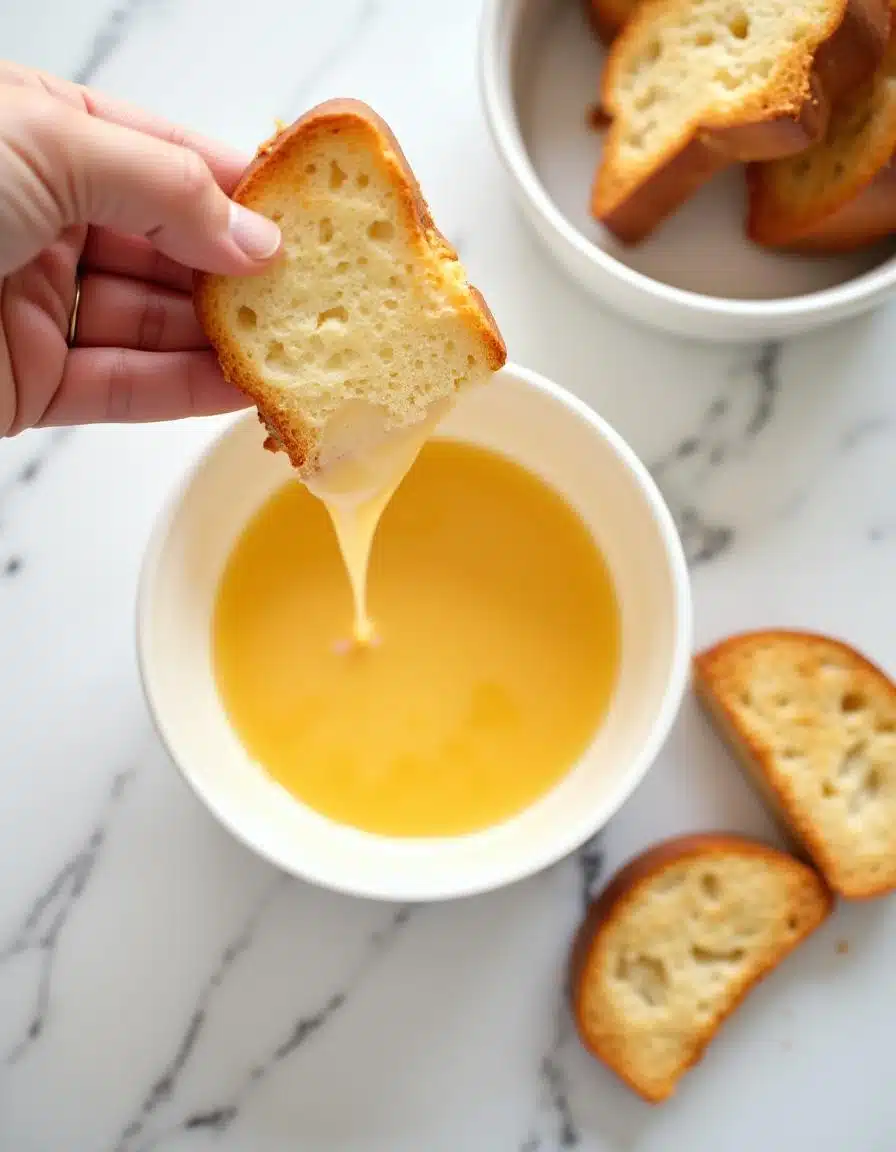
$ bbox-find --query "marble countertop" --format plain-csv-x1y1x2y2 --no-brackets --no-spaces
2,2,896,1149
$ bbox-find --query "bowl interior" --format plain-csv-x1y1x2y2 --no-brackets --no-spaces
138,366,690,901
503,0,896,302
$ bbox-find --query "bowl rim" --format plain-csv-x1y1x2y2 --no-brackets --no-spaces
136,362,693,901
478,0,896,323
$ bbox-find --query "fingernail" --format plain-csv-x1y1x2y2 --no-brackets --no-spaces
228,202,281,260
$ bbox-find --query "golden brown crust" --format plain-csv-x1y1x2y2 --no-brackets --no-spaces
569,833,833,1102
747,31,896,251
694,630,896,899
749,159,896,251
588,0,641,44
194,99,506,469
592,0,891,243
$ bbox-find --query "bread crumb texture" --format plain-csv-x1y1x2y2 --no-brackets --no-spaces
696,632,896,897
195,103,505,473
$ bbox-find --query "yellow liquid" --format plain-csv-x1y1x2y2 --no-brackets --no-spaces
213,440,620,837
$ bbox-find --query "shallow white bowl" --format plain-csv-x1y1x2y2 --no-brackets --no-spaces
138,363,691,901
480,0,896,342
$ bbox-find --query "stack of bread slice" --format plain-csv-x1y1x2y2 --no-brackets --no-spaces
571,629,896,1102
587,0,896,248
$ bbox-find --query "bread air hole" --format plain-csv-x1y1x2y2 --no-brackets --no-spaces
356,172,369,188
644,37,661,64
329,160,347,190
384,298,398,311
237,306,257,330
700,873,721,901
691,944,745,966
368,219,395,241
838,741,867,779
714,68,740,91
851,767,882,815
729,10,749,39
265,340,289,369
616,953,669,1007
304,163,317,176
841,691,866,713
326,349,357,371
316,305,348,327
696,30,715,46
878,718,896,734
319,217,334,244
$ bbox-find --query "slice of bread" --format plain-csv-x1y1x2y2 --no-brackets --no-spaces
570,834,833,1103
748,26,896,250
591,0,890,243
589,0,641,43
194,100,506,477
695,631,896,899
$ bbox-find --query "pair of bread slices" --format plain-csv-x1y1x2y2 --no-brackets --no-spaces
589,0,896,250
572,630,896,1103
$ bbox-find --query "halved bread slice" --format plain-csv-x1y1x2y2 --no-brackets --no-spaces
589,0,642,43
194,100,506,477
592,0,891,243
748,26,896,250
570,834,833,1103
695,631,896,899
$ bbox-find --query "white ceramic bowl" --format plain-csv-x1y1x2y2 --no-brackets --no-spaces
138,363,691,901
479,0,896,342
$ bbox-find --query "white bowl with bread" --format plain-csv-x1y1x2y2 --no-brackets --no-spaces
480,0,896,341
138,101,691,903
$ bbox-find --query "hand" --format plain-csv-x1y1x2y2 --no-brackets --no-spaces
0,63,282,435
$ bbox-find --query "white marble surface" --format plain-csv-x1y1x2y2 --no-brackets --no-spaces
1,2,896,1149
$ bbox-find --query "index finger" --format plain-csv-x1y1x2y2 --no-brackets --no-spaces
0,60,249,192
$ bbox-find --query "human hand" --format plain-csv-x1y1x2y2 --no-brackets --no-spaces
0,62,282,435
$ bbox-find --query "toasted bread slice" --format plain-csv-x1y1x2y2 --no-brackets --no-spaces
592,0,890,243
570,834,833,1102
695,631,896,899
589,0,641,43
194,100,506,477
748,26,896,250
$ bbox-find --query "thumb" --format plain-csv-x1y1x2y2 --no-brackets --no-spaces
0,89,280,276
